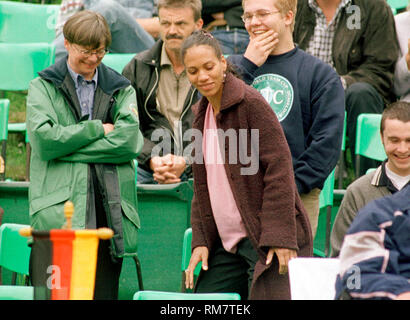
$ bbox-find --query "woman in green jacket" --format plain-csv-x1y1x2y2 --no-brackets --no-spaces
26,11,143,299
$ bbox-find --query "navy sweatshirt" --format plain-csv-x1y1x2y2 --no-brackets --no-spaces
229,47,345,194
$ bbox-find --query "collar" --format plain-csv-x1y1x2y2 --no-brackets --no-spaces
39,54,130,95
371,160,399,193
308,0,352,13
66,61,98,90
160,43,172,67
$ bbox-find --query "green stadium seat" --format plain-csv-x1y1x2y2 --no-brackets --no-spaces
102,53,136,74
0,181,30,226
0,42,55,91
337,111,347,188
314,169,336,257
355,114,386,178
0,223,31,286
0,285,33,300
387,0,408,14
0,99,9,180
133,290,241,300
136,181,194,292
0,1,59,43
181,228,202,292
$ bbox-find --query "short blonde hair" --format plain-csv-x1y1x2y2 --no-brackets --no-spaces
242,0,297,31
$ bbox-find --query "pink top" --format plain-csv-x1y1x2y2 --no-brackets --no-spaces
202,103,247,253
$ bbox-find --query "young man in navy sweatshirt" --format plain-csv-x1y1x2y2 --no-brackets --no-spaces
229,0,345,237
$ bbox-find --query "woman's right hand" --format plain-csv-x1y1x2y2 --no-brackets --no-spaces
185,246,209,290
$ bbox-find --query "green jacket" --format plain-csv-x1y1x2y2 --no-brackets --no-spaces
26,58,144,258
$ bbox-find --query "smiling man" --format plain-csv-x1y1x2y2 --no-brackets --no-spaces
26,10,143,300
123,0,203,184
331,101,410,257
229,0,345,237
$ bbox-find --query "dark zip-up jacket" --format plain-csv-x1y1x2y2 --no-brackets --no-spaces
122,40,198,174
294,0,399,104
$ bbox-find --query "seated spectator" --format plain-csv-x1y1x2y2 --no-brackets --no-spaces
294,0,399,177
335,184,410,300
201,0,249,54
393,9,410,102
229,0,345,237
122,0,204,184
330,101,410,257
54,0,156,60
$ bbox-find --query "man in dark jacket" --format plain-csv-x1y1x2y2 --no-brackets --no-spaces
123,0,203,184
293,0,399,176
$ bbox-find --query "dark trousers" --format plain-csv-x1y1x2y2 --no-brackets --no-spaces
345,82,384,176
93,170,123,300
194,238,258,300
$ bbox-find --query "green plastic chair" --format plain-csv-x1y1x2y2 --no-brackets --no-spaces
355,113,386,178
0,42,55,91
136,181,194,292
0,223,31,285
133,290,241,300
0,285,33,300
102,53,136,74
313,169,335,257
181,228,202,292
0,99,9,180
0,1,59,43
387,0,408,14
337,111,347,188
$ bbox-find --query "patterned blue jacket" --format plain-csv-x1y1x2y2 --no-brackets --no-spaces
335,185,410,299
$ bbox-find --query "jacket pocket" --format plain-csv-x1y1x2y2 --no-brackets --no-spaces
30,186,71,229
121,199,140,256
30,186,71,216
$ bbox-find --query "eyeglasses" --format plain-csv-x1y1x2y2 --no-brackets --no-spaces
72,44,108,58
241,10,280,23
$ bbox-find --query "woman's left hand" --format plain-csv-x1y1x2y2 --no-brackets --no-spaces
266,247,297,274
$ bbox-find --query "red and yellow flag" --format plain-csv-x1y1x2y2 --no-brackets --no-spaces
20,202,113,300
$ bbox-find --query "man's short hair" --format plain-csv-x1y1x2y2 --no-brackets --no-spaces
157,0,202,21
380,101,410,134
63,10,111,49
242,0,297,31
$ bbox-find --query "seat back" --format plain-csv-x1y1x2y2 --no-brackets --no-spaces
289,257,339,300
0,223,31,275
0,43,55,91
102,53,136,74
181,228,202,291
355,114,386,177
355,114,386,161
387,0,408,13
0,99,9,142
0,285,33,300
133,290,241,300
0,99,10,180
0,1,59,43
314,170,336,257
319,169,335,210
136,181,194,292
